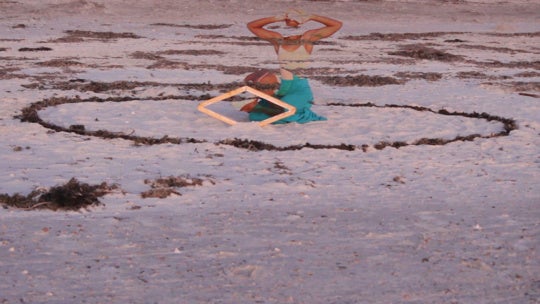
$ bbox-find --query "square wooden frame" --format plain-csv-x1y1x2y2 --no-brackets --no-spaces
197,86,296,127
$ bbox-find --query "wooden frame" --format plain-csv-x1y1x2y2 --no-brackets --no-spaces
197,86,296,127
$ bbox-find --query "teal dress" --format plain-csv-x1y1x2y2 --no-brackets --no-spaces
249,76,327,124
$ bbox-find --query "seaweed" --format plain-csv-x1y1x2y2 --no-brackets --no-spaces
0,178,116,211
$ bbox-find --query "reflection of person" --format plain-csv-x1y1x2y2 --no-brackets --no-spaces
247,10,342,71
241,69,326,124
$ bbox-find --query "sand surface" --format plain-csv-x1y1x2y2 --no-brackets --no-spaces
1,0,539,303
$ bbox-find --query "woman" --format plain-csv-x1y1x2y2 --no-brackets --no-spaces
247,10,342,71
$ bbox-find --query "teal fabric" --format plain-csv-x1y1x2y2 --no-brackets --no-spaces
249,75,327,124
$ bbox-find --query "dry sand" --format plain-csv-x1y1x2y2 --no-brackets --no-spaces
1,0,539,303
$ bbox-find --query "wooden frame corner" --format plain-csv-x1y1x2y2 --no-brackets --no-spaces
197,86,296,127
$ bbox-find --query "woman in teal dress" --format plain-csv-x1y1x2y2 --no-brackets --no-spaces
241,69,327,124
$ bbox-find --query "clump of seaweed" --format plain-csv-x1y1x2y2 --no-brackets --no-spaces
389,45,463,62
394,71,443,81
0,178,116,211
141,175,210,198
18,47,53,52
313,74,404,87
47,30,142,43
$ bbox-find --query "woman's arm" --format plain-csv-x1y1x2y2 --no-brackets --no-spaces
301,14,343,43
248,99,285,116
247,16,285,50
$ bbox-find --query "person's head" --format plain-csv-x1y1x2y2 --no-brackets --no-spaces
244,69,280,96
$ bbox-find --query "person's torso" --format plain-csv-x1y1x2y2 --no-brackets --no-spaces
278,44,311,70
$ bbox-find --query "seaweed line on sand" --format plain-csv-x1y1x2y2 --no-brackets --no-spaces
327,102,517,150
15,95,517,152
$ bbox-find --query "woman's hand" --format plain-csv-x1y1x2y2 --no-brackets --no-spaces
240,99,259,113
285,18,300,27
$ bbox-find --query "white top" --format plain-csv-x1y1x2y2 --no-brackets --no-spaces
278,45,311,70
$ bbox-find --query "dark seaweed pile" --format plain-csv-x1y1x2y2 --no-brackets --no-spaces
0,178,115,211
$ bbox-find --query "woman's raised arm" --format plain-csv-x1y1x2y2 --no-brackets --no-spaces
301,14,342,43
247,15,286,51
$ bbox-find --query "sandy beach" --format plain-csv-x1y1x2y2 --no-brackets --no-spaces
1,0,539,303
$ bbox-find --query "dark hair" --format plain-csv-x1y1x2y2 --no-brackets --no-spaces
244,69,271,82
244,69,279,90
